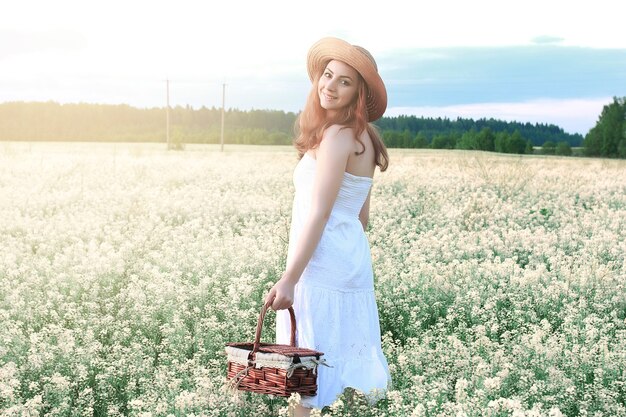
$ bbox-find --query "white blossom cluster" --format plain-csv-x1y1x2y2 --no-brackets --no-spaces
0,142,624,416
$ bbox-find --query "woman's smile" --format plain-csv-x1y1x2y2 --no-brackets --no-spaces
321,91,337,101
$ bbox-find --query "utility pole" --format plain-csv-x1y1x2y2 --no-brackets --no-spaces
221,83,225,152
166,79,170,150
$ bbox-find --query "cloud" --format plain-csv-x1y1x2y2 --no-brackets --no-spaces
531,35,565,45
381,45,626,106
385,97,612,135
0,29,86,61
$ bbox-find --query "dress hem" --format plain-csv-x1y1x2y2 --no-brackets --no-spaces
299,380,392,410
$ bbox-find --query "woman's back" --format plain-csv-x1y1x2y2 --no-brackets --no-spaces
307,125,376,180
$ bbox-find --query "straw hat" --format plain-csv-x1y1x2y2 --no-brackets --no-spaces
307,37,387,122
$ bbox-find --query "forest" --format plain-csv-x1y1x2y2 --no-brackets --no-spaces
1,100,619,157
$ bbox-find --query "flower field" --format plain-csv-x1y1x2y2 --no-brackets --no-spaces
0,141,624,417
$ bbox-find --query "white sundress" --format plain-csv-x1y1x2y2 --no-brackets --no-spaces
275,152,392,410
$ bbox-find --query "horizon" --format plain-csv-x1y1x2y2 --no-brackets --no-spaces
0,99,587,137
2,0,625,135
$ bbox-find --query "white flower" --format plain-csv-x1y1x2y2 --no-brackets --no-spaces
2,145,624,416
455,377,470,402
483,376,501,391
329,397,344,413
410,403,426,417
548,407,565,417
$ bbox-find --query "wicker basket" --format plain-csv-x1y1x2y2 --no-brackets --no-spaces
225,300,326,397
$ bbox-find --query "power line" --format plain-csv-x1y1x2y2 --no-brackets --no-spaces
166,78,170,150
221,83,226,152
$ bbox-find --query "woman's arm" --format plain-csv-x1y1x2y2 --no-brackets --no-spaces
265,125,354,310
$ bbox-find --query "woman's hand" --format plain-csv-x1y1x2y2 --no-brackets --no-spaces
264,274,296,310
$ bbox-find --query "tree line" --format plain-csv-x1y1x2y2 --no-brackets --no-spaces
375,115,582,147
381,123,587,156
0,101,297,145
583,97,626,158
1,100,617,158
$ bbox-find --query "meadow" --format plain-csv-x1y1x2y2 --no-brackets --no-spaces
0,142,624,417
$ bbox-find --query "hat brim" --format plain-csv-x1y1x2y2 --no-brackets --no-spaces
307,37,387,122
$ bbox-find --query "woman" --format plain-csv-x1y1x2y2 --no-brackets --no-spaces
264,37,392,416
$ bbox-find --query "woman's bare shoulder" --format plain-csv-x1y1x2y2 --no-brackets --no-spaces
320,125,354,152
322,124,355,141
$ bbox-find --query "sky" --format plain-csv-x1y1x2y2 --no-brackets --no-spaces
2,0,625,135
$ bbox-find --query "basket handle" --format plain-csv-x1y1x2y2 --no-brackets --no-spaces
252,299,296,354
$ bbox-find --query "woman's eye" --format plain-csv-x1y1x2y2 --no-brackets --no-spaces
324,72,331,78
341,80,350,86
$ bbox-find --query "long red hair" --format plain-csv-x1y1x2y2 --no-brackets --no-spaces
293,63,389,172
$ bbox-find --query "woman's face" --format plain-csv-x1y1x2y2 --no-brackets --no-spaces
318,59,360,116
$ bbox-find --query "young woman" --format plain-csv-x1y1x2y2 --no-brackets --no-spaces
264,37,392,416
